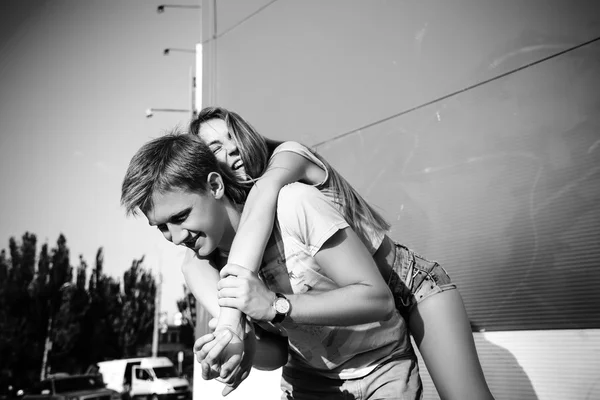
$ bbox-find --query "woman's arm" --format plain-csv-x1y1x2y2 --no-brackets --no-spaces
209,149,325,380
227,148,326,270
216,148,325,330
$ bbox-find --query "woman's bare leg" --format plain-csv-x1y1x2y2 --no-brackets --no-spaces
409,289,495,400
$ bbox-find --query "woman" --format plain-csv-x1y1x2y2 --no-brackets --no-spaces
189,107,494,400
120,133,422,399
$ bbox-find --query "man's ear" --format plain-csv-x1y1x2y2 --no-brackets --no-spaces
207,172,225,199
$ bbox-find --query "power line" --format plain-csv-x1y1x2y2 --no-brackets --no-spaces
202,0,279,44
312,34,600,148
196,4,598,148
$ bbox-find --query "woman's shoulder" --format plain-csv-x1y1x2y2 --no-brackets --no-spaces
272,141,313,156
269,141,328,187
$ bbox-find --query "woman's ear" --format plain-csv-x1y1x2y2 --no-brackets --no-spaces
207,172,225,199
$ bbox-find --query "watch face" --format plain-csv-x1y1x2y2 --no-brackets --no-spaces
274,298,290,314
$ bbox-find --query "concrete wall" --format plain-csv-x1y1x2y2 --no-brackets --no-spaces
194,1,600,399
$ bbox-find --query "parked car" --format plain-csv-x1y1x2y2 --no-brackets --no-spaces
95,358,190,400
22,374,121,400
0,384,21,400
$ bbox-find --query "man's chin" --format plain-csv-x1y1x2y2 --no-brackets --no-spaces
195,246,215,258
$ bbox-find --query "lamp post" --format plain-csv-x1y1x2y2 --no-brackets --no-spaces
146,65,197,120
40,282,73,380
151,271,163,357
160,49,197,117
145,108,191,118
157,4,201,13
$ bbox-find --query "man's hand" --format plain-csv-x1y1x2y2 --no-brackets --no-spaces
193,329,243,382
219,328,256,396
193,324,256,396
218,263,277,322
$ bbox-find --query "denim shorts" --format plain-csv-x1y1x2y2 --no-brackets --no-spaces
281,353,422,400
388,242,457,319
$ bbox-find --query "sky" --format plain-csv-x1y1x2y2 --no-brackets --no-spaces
0,0,202,320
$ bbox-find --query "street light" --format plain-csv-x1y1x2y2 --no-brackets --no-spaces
157,4,201,13
146,64,197,120
163,48,195,56
145,108,191,118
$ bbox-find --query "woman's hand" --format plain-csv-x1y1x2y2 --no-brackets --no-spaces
218,263,277,322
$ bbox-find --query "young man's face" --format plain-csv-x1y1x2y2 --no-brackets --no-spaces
198,118,248,179
144,186,233,257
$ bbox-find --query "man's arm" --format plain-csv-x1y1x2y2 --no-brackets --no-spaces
181,253,220,318
218,183,395,326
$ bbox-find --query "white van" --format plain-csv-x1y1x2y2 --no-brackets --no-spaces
96,357,190,400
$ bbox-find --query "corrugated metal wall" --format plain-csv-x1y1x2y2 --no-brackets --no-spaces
195,1,600,399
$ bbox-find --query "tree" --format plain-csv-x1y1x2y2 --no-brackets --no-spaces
0,233,41,389
118,257,156,357
50,235,72,293
28,244,51,379
175,286,196,347
75,248,123,367
0,233,158,388
50,256,91,373
40,234,77,378
0,250,11,384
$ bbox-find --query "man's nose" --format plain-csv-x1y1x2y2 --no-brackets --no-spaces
170,226,189,246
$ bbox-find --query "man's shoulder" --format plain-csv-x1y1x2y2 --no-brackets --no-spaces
275,183,348,248
276,183,337,231
277,182,322,205
276,183,325,228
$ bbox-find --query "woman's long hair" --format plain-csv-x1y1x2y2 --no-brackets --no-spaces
190,107,390,235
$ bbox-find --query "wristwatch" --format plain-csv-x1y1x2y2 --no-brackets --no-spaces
271,293,291,324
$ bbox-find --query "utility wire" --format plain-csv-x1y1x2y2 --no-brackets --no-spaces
312,34,600,148
202,0,279,44
196,3,598,148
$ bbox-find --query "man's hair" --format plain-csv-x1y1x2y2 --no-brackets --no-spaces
120,130,249,216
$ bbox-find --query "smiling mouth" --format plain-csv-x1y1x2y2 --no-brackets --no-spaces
183,235,199,250
232,160,244,171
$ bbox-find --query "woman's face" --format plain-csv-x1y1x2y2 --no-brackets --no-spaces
198,118,247,179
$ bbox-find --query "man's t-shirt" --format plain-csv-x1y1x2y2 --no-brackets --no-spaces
271,141,385,255
258,183,414,380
